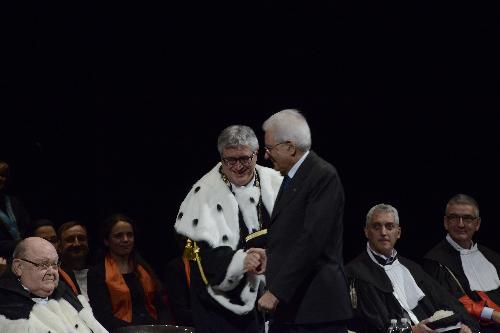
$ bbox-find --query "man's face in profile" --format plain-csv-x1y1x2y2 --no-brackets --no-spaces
14,238,59,298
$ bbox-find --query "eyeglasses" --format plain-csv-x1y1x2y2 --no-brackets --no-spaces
368,222,399,231
264,142,287,154
17,258,61,271
221,152,256,167
446,214,478,225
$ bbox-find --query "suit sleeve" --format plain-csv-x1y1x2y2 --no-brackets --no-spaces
268,170,343,303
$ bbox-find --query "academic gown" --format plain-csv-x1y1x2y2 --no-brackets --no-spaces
346,251,480,333
423,239,500,332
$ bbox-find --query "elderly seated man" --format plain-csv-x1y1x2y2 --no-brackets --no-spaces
0,237,108,333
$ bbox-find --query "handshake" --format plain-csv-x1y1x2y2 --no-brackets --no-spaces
244,248,267,274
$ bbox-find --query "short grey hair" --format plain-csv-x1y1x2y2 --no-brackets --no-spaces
366,203,400,226
262,109,311,151
446,193,480,217
12,239,27,259
217,125,259,155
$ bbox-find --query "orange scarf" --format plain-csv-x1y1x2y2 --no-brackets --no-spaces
58,268,79,295
104,254,158,323
182,256,191,288
459,291,500,324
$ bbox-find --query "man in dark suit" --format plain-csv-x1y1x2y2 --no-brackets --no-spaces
258,109,352,333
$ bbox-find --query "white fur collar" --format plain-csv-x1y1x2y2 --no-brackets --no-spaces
0,295,108,333
174,163,282,249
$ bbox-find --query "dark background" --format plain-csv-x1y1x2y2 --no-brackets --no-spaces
1,3,498,278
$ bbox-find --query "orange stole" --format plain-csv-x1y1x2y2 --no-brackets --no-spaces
59,268,79,295
104,255,158,323
182,256,191,288
459,291,500,324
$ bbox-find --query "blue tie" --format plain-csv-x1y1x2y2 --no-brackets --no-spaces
281,175,291,192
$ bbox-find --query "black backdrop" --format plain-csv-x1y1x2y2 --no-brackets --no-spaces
2,3,498,278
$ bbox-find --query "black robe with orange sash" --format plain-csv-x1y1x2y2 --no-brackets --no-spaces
87,257,172,332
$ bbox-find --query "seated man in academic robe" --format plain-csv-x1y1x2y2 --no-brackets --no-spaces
423,194,500,333
346,203,479,333
0,237,107,333
57,220,91,301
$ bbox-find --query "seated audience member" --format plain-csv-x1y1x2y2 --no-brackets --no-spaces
0,256,6,277
31,218,58,248
0,237,108,333
346,203,478,333
164,254,193,326
423,194,500,332
87,214,173,332
0,160,32,258
58,220,91,301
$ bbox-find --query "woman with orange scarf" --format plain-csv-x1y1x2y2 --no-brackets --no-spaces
87,214,172,331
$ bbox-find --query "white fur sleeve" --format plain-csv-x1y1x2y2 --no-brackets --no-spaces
0,315,30,333
213,249,247,291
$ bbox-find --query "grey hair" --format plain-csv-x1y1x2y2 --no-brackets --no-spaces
262,109,312,151
366,203,400,226
446,194,480,217
217,125,259,155
12,239,27,259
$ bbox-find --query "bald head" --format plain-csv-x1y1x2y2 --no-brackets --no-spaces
14,237,58,260
12,237,59,298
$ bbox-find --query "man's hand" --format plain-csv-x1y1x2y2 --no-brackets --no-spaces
244,251,262,273
246,248,267,274
492,310,500,324
458,324,472,333
258,290,279,313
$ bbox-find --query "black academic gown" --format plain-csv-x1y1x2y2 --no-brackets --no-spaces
346,251,480,333
423,239,500,332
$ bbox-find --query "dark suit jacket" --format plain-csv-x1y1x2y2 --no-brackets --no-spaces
266,151,352,324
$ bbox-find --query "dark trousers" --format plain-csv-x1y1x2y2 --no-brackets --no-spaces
480,324,500,333
269,321,348,333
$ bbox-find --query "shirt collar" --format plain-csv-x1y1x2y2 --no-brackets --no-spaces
20,281,49,304
446,233,475,252
367,242,398,265
287,150,310,179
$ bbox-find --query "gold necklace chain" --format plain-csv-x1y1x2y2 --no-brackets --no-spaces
219,166,263,230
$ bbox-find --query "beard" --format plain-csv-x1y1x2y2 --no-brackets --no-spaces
61,247,89,268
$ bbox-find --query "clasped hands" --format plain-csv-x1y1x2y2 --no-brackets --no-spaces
243,249,280,313
244,248,266,274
